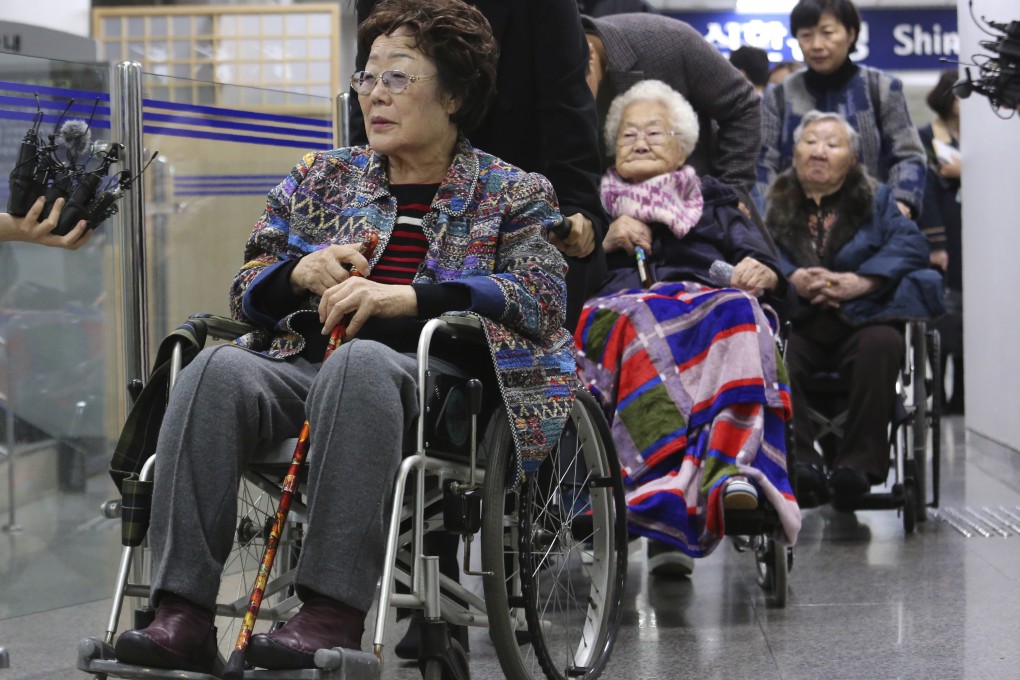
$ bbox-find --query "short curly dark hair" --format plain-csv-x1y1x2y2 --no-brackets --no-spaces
357,0,499,133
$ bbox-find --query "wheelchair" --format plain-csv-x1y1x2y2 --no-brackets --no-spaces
800,321,941,533
78,313,629,680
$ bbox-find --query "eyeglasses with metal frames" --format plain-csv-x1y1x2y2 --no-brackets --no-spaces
617,128,683,148
350,70,438,95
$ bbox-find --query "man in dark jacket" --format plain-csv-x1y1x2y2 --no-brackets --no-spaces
352,0,607,331
582,13,761,204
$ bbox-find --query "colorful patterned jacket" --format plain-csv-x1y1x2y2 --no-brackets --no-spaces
228,139,577,466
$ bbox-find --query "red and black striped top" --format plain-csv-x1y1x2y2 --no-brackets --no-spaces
371,183,439,285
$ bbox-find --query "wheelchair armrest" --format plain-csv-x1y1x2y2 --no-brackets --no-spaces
188,313,257,341
436,313,485,341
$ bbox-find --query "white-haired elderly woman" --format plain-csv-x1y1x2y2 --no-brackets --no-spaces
574,79,801,578
765,110,943,508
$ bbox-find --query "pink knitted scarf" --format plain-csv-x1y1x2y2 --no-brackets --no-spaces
599,165,704,240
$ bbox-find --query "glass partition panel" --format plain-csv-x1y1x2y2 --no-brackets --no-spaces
139,73,334,349
0,54,335,623
0,52,121,619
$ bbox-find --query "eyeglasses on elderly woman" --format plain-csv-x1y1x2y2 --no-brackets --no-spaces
350,70,437,95
617,128,683,148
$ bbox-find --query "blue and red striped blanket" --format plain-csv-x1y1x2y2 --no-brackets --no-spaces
575,281,801,555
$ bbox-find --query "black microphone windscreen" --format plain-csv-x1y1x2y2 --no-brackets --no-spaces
952,77,973,99
58,119,91,157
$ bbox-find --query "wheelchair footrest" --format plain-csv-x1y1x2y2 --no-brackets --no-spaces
77,638,380,680
77,638,221,680
244,648,380,679
831,490,903,512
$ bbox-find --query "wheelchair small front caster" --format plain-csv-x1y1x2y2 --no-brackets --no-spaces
418,619,470,680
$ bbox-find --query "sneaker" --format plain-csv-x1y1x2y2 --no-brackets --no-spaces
723,476,758,511
646,539,694,577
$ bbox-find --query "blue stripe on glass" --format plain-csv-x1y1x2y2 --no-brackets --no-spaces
0,79,110,102
143,98,331,128
175,174,282,180
143,124,330,149
173,190,269,196
0,109,111,130
0,94,112,118
174,181,276,187
143,111,332,141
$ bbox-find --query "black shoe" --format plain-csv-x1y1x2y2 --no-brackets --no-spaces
646,539,694,577
114,594,219,675
795,463,829,508
247,594,364,670
829,467,870,498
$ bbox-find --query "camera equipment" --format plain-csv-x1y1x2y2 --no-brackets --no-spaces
949,2,1020,118
6,95,158,234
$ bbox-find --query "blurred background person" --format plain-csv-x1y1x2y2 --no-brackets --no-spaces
757,0,925,221
730,45,770,95
917,69,964,414
768,61,804,88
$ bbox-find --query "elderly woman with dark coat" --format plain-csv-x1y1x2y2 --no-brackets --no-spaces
575,80,800,578
111,0,574,674
765,110,944,506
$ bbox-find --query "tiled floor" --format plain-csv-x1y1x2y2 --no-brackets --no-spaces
1,415,1018,680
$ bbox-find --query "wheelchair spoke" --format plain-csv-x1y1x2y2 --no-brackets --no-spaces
483,391,625,680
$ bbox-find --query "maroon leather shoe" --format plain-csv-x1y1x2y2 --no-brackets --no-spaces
114,594,219,674
247,594,365,670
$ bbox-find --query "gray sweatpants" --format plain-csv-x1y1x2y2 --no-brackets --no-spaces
148,339,420,614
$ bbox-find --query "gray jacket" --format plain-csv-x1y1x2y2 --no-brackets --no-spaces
584,13,761,195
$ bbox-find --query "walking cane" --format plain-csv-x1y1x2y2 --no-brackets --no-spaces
223,234,378,680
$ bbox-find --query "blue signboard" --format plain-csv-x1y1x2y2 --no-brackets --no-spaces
666,8,958,71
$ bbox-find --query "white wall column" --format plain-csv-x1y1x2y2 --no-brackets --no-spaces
958,0,1020,450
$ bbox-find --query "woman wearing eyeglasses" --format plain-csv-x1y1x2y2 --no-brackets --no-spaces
574,80,800,578
112,0,575,674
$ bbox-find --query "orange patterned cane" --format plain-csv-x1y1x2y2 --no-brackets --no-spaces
223,234,378,680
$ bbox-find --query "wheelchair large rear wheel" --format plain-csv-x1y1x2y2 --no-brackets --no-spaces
481,390,627,680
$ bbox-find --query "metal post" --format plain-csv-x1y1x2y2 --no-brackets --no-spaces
1,333,20,532
112,62,150,386
335,91,350,148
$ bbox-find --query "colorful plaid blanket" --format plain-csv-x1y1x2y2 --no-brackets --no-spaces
575,281,801,555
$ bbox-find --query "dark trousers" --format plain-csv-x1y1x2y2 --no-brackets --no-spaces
786,313,904,482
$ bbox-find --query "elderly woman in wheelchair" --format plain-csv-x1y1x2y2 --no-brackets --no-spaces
764,110,944,508
574,80,801,579
111,0,580,675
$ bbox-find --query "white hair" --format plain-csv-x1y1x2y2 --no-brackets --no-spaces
603,79,699,158
793,110,862,157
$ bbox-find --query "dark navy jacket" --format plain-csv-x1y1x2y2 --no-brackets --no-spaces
767,170,945,326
